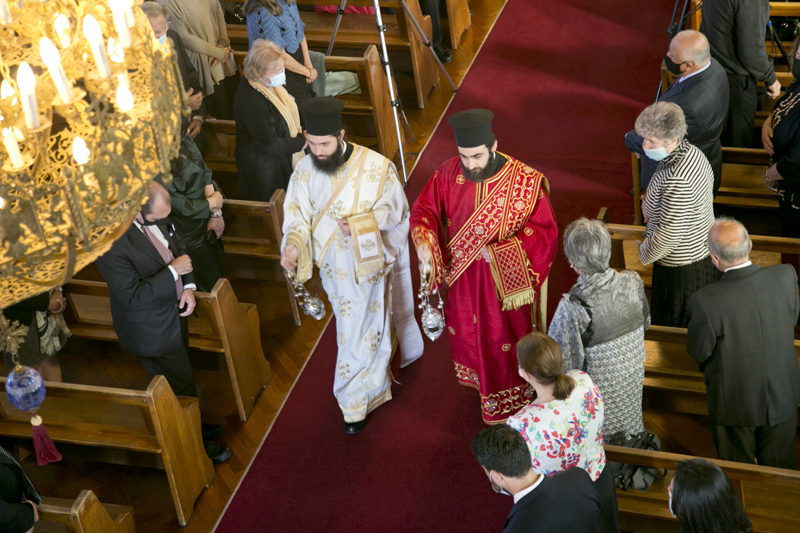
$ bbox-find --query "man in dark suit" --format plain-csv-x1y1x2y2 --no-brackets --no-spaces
626,30,729,193
687,218,800,469
471,425,600,533
95,182,231,463
0,445,39,533
701,0,780,147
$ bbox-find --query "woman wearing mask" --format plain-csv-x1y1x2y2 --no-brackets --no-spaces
234,39,306,202
761,36,800,238
634,101,719,327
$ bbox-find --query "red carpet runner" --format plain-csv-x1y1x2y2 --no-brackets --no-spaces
217,1,674,530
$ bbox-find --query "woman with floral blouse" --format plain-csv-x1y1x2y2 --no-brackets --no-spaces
506,331,620,533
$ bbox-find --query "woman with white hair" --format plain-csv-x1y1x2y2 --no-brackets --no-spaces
635,101,719,327
548,218,650,445
234,39,306,202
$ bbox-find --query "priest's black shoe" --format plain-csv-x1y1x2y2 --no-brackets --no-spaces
205,442,232,463
433,45,453,64
201,423,224,441
344,417,369,435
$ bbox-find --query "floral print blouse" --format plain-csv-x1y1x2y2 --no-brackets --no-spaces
506,370,606,481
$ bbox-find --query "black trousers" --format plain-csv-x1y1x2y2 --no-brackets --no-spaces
779,195,800,239
418,0,443,48
595,463,621,533
651,256,722,328
137,317,197,398
710,413,797,469
723,74,757,148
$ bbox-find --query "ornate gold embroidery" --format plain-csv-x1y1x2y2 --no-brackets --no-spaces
327,200,345,220
335,268,347,281
358,201,372,212
294,169,311,183
337,333,347,345
286,201,301,217
481,383,535,420
334,235,349,252
360,238,377,252
454,361,480,387
448,326,456,335
321,263,333,278
524,227,533,236
337,361,351,380
363,162,382,183
473,315,477,323
456,175,465,184
364,329,381,354
368,300,381,314
337,296,351,317
502,344,511,352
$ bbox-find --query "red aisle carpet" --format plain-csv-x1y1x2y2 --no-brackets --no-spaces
217,1,673,530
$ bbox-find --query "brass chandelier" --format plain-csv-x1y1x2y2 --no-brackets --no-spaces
0,0,184,310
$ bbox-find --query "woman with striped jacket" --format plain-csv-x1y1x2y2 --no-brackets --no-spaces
634,102,721,327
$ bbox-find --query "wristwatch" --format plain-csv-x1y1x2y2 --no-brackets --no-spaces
210,209,222,218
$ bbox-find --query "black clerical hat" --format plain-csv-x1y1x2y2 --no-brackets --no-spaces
448,109,494,148
299,97,346,136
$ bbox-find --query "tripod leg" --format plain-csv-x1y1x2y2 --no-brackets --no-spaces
397,0,458,92
327,0,350,56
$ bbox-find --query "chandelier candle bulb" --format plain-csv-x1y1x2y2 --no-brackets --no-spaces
3,128,24,168
0,0,10,25
16,63,39,129
83,15,111,78
39,38,74,103
108,0,132,48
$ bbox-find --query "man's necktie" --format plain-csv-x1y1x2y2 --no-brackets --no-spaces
0,445,41,505
138,218,183,300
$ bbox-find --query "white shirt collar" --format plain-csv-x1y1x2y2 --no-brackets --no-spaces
724,260,752,272
678,60,711,83
513,474,545,504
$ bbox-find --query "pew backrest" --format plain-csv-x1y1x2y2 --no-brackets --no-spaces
39,490,135,533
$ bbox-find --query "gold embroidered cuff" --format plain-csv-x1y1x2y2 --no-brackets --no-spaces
411,226,445,287
286,231,311,283
487,238,538,311
348,212,385,279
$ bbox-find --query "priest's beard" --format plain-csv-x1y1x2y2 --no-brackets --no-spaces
461,152,497,183
311,141,346,175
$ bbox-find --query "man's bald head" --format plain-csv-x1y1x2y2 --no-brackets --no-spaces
707,217,751,270
669,30,711,69
141,180,172,221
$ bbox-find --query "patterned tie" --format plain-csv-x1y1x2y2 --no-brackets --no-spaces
0,445,41,505
137,216,183,300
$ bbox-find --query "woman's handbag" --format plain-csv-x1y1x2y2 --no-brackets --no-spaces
611,430,667,491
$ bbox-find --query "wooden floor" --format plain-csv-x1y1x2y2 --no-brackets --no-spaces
9,2,509,532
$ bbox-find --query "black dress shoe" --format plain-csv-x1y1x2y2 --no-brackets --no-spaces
433,45,453,64
344,417,369,435
201,423,224,441
204,442,232,463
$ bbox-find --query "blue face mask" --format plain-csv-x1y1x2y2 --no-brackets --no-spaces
265,70,286,87
157,33,167,45
644,145,670,161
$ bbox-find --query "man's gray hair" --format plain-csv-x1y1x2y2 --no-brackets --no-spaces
563,217,612,275
140,2,170,23
708,216,750,264
242,39,284,82
634,101,687,144
674,30,710,63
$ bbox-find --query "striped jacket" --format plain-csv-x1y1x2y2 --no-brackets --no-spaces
639,140,715,267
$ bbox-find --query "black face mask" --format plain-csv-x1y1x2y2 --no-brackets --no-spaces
664,54,687,76
793,58,800,81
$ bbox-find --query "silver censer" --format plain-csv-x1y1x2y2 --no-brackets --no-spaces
285,269,326,321
418,262,445,341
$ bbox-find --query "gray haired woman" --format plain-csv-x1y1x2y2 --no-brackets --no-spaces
635,101,719,327
548,218,650,445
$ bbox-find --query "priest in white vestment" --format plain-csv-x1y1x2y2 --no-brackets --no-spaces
280,97,423,434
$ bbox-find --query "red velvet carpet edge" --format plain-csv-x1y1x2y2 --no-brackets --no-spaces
216,1,674,530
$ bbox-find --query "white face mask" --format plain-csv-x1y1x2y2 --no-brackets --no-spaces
265,70,286,87
644,145,670,161
668,488,675,516
490,473,512,497
157,33,167,45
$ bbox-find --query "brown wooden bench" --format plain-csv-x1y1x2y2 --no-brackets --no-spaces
0,375,213,527
226,0,440,108
598,207,800,288
37,490,134,533
63,278,272,422
212,44,403,166
606,444,800,533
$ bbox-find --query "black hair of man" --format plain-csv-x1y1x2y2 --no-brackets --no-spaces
471,424,532,478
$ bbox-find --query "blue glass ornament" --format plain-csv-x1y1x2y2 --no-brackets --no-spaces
6,365,46,413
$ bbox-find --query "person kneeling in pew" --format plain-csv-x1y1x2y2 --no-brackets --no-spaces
95,181,232,464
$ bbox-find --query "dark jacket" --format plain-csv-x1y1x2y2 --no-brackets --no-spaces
0,446,39,533
626,58,730,192
95,221,195,359
504,468,600,533
687,263,800,426
168,29,207,130
233,77,305,202
700,0,776,85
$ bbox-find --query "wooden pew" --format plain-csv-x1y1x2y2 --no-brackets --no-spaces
0,375,213,527
598,208,800,288
606,445,800,533
226,0,440,108
444,0,471,50
63,278,272,422
37,490,134,533
630,147,778,226
216,44,403,165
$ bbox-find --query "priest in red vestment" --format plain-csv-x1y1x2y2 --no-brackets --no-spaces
410,109,558,424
